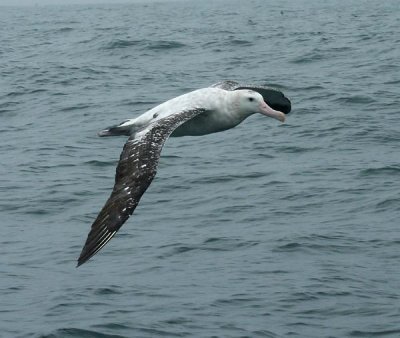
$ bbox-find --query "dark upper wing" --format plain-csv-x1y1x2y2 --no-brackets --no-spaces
211,80,291,114
77,108,207,266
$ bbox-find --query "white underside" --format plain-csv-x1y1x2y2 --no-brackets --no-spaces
121,88,245,137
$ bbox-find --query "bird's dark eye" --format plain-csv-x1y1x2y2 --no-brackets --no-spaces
248,97,254,102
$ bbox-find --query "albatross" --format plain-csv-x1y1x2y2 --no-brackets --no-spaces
77,80,291,266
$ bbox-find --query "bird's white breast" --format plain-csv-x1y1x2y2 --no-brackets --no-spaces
121,88,238,135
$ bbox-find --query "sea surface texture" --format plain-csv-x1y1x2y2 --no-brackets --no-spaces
1,0,399,337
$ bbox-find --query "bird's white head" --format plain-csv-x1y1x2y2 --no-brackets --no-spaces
235,90,286,123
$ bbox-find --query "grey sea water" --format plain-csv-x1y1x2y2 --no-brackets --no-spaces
1,0,399,337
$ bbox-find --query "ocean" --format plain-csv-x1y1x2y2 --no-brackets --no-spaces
1,0,399,337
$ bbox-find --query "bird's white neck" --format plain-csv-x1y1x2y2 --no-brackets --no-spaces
221,90,256,124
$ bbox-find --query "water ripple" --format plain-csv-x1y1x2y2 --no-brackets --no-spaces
103,39,186,50
38,328,126,338
159,237,259,258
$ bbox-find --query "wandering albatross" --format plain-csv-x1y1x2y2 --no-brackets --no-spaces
77,80,291,266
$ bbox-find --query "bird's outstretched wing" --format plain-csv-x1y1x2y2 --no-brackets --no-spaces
211,80,291,114
77,108,207,266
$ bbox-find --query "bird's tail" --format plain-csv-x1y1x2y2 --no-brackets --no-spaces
98,122,132,137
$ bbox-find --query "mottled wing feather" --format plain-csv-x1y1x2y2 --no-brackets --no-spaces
77,108,207,266
211,80,291,114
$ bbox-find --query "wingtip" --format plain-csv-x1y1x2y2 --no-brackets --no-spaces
76,248,92,267
76,257,85,268
76,249,93,267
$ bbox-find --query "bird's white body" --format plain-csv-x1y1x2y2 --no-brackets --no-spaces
118,88,253,137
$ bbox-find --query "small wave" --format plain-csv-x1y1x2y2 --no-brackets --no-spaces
161,317,192,325
38,327,125,338
104,38,145,49
359,165,400,177
357,33,375,41
80,66,108,75
291,52,324,64
213,296,261,306
93,287,123,296
59,104,92,112
349,328,400,337
334,95,376,104
375,197,400,211
274,234,358,254
84,160,116,168
300,85,325,91
193,172,270,184
384,79,400,85
146,40,186,50
160,237,259,258
93,323,131,331
275,242,302,251
103,39,186,50
227,38,253,46
5,88,47,97
55,27,74,33
274,145,320,153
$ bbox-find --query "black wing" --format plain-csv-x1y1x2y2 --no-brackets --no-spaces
211,80,291,114
77,108,207,266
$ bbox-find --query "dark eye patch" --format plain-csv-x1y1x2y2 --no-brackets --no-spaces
248,97,254,102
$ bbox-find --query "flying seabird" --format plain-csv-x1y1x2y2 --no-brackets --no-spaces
77,80,291,266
